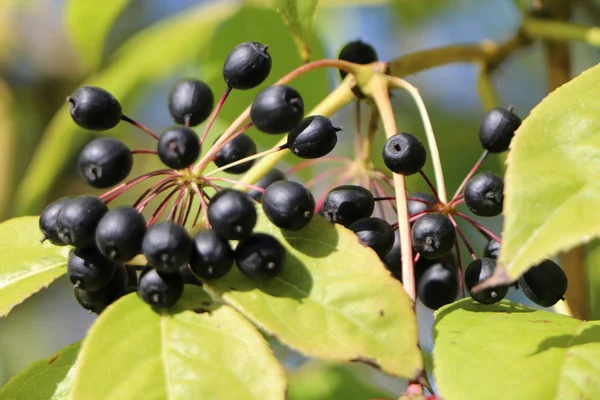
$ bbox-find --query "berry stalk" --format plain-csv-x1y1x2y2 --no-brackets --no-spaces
451,150,489,202
200,87,232,144
121,115,159,140
204,145,287,177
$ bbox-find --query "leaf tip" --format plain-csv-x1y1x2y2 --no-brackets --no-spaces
472,265,512,292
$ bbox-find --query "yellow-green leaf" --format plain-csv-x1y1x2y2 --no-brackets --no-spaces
270,0,320,62
64,0,131,70
207,210,423,380
0,341,80,400
0,217,70,318
433,299,600,400
68,287,286,400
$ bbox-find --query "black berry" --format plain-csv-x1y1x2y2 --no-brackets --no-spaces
479,106,521,153
67,247,119,291
39,197,70,246
383,232,401,280
407,192,436,217
78,138,133,189
287,116,340,159
207,189,257,240
250,85,304,134
417,262,459,310
138,267,184,308
68,86,122,131
95,206,146,262
157,127,201,169
323,185,374,227
518,260,567,307
56,196,108,248
464,172,504,217
179,265,202,286
213,133,257,174
465,258,509,305
261,180,315,230
142,221,193,274
382,133,426,175
484,239,501,260
248,168,285,201
337,40,378,80
411,213,455,259
235,233,285,281
74,264,128,314
190,229,234,280
223,42,272,90
168,78,214,127
349,217,394,258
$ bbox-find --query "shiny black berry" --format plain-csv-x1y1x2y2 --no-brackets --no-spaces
518,260,567,307
248,168,285,201
484,239,501,260
383,232,401,280
287,116,340,159
479,106,521,153
74,264,128,314
138,267,184,308
190,229,234,280
168,78,214,127
223,42,272,90
179,265,202,286
250,85,304,134
95,206,146,262
337,40,378,80
157,127,201,169
39,197,70,245
262,180,315,230
417,262,459,310
349,217,394,258
465,258,509,305
464,172,504,217
235,233,285,281
56,196,108,248
142,221,193,274
382,133,426,175
78,138,133,189
323,185,374,227
207,189,257,240
68,86,122,131
213,133,257,174
67,247,119,291
407,192,436,217
411,213,455,259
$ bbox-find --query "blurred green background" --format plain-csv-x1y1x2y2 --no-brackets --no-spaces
1,0,599,397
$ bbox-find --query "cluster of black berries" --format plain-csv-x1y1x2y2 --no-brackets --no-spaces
38,41,343,313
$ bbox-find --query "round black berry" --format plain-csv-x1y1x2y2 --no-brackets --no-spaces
518,260,567,307
68,86,122,131
235,233,285,281
287,116,340,159
465,258,509,305
261,180,315,230
383,231,401,280
464,172,504,217
39,197,70,246
349,217,394,258
67,247,119,291
157,127,201,169
168,78,214,127
407,192,436,217
78,138,133,189
323,185,374,227
250,85,304,134
411,213,455,259
95,206,146,262
479,106,521,153
207,189,257,240
56,196,108,248
382,133,426,175
138,267,184,308
190,229,234,280
223,42,272,90
248,168,285,201
337,40,378,80
484,239,501,260
213,133,257,174
179,265,202,286
74,264,128,314
417,262,459,310
142,221,193,274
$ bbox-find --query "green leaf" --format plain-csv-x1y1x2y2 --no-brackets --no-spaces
206,210,423,380
15,1,239,216
497,64,600,283
269,0,319,62
0,341,80,400
64,0,131,70
0,217,70,318
584,240,600,320
68,286,286,400
433,299,600,400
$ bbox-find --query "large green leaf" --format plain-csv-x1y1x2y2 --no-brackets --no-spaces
15,2,239,216
64,0,131,70
0,217,70,318
269,0,319,62
0,341,80,400
207,210,422,380
433,299,600,400
498,64,600,282
68,287,286,400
